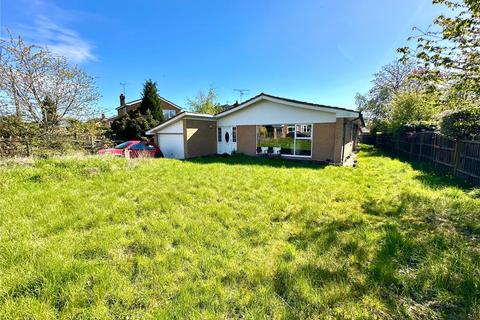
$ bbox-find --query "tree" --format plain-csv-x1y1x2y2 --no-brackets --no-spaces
138,80,164,121
398,0,480,107
111,80,165,139
187,87,224,115
355,60,416,131
389,91,438,130
41,96,59,133
0,32,100,135
370,60,416,101
111,110,158,140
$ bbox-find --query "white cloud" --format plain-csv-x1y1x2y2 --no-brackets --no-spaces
32,15,97,63
8,0,97,63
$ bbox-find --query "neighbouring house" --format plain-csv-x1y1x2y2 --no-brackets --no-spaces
106,94,182,127
146,93,363,164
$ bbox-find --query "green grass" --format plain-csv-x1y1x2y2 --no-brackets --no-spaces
0,145,479,319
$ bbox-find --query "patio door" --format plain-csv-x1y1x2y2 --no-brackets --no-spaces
217,126,237,155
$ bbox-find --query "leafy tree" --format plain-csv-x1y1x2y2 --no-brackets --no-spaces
356,60,416,131
390,91,438,130
0,32,100,135
187,87,224,115
138,80,164,121
399,0,480,107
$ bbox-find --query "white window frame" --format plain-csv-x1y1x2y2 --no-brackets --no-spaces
163,109,176,119
232,126,237,143
255,124,313,158
217,127,222,142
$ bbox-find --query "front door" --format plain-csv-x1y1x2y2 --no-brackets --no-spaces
217,126,237,155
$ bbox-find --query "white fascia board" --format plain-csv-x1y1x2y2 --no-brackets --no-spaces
336,110,361,118
184,112,216,119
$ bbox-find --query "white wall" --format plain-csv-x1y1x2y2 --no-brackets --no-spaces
156,118,185,159
157,119,183,134
217,100,337,126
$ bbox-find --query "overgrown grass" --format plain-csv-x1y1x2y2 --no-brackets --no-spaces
0,145,479,319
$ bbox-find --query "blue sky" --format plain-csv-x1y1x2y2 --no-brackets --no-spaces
1,0,443,116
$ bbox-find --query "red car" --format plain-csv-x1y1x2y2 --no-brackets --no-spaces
97,140,163,158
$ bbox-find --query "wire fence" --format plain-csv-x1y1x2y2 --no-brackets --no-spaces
360,132,480,185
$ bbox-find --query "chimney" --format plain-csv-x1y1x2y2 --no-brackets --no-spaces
119,94,126,106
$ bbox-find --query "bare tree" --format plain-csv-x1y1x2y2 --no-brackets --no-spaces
369,60,416,103
0,32,99,135
355,60,418,129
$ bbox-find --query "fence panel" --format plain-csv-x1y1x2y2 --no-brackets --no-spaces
360,132,480,185
0,136,113,158
457,141,480,185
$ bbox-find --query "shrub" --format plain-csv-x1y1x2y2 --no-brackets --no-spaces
440,107,480,140
394,121,437,135
389,91,437,132
111,110,159,140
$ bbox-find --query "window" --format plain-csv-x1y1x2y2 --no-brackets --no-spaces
115,141,132,149
232,127,237,142
256,124,312,157
130,142,146,150
163,109,176,119
146,144,156,151
217,128,222,142
301,125,310,133
225,131,230,143
294,124,312,156
257,125,294,156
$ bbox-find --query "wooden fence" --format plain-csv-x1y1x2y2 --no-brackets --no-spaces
360,132,480,185
0,136,114,158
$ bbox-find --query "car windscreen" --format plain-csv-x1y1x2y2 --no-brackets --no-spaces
114,141,132,149
130,142,146,150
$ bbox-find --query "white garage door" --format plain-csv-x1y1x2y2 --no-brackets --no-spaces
158,134,184,159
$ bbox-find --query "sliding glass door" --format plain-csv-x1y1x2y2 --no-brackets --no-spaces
256,124,312,157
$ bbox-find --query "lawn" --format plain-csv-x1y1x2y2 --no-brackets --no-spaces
0,146,479,319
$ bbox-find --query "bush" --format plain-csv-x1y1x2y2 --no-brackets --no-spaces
389,91,437,132
394,121,437,135
440,107,480,140
110,110,159,140
0,116,111,157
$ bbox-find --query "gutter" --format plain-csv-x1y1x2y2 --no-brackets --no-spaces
341,120,347,163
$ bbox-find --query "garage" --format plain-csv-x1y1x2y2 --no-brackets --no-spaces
146,112,217,159
158,134,184,159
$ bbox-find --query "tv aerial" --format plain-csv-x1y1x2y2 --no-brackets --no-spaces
233,89,250,103
120,82,130,95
